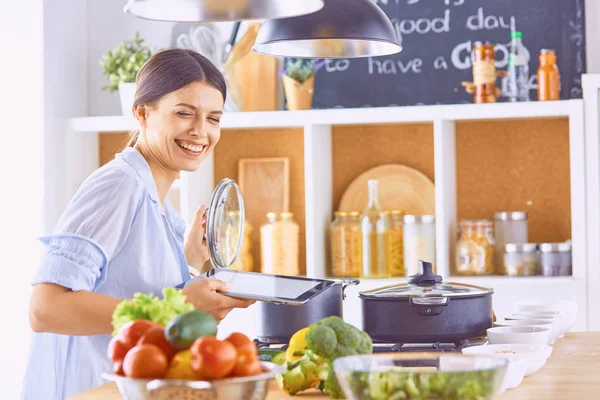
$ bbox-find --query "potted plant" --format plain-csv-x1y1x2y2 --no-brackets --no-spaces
100,31,152,116
281,58,325,111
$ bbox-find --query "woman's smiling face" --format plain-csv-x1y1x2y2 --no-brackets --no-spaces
135,80,224,173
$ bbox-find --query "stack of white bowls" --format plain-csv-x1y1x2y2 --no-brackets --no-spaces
462,300,578,393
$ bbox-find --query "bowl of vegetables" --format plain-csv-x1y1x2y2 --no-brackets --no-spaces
104,288,284,400
333,352,508,400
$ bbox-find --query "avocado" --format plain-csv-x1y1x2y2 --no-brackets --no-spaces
258,348,286,365
165,310,218,350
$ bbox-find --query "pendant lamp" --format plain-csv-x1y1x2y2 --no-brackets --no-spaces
252,0,401,58
123,0,324,22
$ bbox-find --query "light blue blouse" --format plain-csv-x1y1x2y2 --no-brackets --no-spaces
21,147,192,400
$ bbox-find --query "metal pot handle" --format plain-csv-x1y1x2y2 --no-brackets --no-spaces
341,279,360,300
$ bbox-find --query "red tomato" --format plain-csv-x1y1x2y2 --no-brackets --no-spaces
190,337,237,380
108,336,131,363
137,327,178,361
119,320,163,348
225,332,261,377
123,344,168,379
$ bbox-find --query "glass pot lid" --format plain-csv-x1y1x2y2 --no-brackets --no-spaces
205,178,245,270
359,260,494,298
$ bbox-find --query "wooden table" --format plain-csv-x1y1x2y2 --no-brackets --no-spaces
71,332,600,400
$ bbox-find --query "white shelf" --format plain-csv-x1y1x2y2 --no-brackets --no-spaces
68,100,582,133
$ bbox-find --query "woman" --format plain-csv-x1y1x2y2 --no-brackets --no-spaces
21,48,254,400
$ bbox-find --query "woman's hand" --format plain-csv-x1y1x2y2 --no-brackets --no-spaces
182,278,255,322
184,205,210,272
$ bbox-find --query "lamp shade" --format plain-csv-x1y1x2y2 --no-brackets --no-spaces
123,0,324,22
252,0,401,58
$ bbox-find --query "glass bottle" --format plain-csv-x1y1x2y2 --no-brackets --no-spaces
387,210,405,276
473,42,498,103
537,49,560,101
507,31,530,102
360,180,390,278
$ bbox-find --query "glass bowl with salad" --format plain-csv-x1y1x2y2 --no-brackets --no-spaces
333,352,507,400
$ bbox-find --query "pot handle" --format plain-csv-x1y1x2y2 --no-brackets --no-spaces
409,296,449,316
408,260,442,287
341,279,360,300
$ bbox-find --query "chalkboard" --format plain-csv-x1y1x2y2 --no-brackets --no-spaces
311,0,585,109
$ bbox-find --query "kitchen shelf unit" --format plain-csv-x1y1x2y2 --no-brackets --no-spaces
69,99,589,333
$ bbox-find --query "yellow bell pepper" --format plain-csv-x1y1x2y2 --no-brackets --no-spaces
285,327,310,363
165,350,196,380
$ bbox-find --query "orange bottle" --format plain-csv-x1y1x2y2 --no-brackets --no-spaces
537,49,560,101
472,42,498,103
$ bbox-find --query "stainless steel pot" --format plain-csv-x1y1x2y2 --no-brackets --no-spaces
256,279,359,343
359,261,494,344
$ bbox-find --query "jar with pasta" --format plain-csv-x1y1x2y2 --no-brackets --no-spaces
475,219,495,275
260,212,299,276
230,218,253,272
386,210,405,276
455,220,486,276
330,211,362,277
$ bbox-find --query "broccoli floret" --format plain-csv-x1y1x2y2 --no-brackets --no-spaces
305,316,373,360
304,316,373,399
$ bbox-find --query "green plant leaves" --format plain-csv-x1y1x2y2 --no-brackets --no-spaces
100,30,152,92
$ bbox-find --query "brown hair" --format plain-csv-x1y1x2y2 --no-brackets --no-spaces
125,48,227,147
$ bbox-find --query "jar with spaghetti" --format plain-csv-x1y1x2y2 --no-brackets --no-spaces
472,42,498,103
386,210,405,276
260,212,299,276
330,211,362,277
230,217,254,272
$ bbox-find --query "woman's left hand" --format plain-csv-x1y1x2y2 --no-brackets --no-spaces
184,204,210,271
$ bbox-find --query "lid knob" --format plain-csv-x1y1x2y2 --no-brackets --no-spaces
408,260,443,286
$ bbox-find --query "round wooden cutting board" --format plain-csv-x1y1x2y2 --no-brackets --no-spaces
338,164,435,214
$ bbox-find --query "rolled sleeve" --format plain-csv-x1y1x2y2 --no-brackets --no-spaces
33,165,143,292
33,234,108,291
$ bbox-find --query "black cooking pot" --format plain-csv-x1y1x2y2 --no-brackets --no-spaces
256,279,359,343
359,261,494,344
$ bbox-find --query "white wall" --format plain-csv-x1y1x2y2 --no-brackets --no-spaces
0,1,44,398
86,0,246,117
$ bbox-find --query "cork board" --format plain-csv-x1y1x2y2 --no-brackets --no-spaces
99,132,129,166
456,118,571,243
214,128,306,275
332,123,435,211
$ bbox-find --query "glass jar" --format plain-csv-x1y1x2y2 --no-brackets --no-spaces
260,212,299,276
360,180,391,278
494,212,528,271
503,243,539,276
230,217,254,272
472,41,498,103
387,210,405,277
539,242,572,276
475,220,495,275
456,220,483,276
403,215,436,276
330,211,362,278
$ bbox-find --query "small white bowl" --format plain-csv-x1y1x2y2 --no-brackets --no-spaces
513,300,577,333
462,343,552,376
487,326,551,346
494,319,559,344
507,314,567,338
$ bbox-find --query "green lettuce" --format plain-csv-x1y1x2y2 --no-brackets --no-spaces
111,287,195,335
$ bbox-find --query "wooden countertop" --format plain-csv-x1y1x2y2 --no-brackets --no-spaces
70,332,600,400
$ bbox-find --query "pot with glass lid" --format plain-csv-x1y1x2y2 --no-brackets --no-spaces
359,260,494,344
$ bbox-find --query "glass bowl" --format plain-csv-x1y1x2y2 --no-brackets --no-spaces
333,352,507,400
